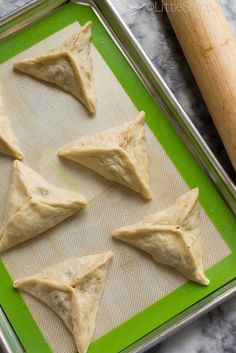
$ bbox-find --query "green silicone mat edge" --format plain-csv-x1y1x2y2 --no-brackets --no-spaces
0,3,236,353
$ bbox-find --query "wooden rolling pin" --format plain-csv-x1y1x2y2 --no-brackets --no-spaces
162,0,236,170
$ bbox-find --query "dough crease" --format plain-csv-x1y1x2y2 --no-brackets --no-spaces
14,252,113,353
14,22,96,113
113,188,209,285
58,112,152,200
0,91,23,159
0,160,87,252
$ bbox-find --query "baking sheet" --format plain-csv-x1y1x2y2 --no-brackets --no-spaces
0,22,231,353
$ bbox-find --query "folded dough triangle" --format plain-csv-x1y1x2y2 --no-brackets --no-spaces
0,160,87,252
0,92,23,159
13,22,96,114
14,252,113,353
58,112,152,200
113,188,209,285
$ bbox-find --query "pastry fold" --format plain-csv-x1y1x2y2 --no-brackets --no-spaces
14,252,113,353
0,92,23,159
113,188,209,285
58,112,152,200
0,160,87,252
14,22,96,114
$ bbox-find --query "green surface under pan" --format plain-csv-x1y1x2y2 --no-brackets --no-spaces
0,2,236,353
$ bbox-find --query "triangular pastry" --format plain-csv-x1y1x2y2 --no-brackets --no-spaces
112,188,209,285
14,252,113,353
13,22,96,114
58,112,152,200
0,92,23,159
0,160,87,252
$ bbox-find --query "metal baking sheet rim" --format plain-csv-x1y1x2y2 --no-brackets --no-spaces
1,0,235,215
0,1,235,352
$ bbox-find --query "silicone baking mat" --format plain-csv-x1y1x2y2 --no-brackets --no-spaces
0,3,236,353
